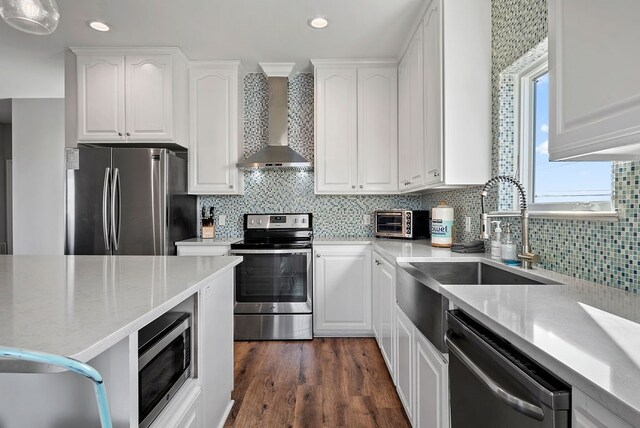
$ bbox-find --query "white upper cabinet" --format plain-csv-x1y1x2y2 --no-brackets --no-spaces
314,66,358,193
398,29,425,191
76,55,126,141
549,0,640,160
188,62,243,195
125,55,173,141
313,61,398,194
73,48,188,145
398,0,491,192
358,67,398,192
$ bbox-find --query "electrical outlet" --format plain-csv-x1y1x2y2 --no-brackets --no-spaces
218,215,226,226
465,216,471,232
363,214,371,225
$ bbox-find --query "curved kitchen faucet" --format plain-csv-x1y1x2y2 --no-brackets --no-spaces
480,176,540,269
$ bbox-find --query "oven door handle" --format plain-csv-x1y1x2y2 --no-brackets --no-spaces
230,249,312,255
445,331,545,421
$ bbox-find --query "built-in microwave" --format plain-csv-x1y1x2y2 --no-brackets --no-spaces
138,312,191,428
374,210,430,239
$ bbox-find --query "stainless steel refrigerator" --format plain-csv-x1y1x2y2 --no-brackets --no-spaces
65,146,196,255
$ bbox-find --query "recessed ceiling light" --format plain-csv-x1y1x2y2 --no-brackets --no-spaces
308,17,328,29
88,21,110,32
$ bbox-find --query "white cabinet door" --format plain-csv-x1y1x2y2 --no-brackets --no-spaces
398,59,411,190
357,67,398,193
125,55,174,141
175,389,202,428
313,246,372,335
379,255,395,378
77,55,126,141
415,330,449,428
198,269,234,426
372,255,381,342
550,0,640,161
315,67,359,194
188,64,242,194
395,305,414,423
398,28,425,191
572,388,633,428
422,0,444,186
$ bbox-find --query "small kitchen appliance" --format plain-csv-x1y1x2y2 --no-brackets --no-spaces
374,210,430,239
230,213,313,340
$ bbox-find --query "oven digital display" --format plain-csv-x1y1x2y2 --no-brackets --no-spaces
270,216,286,223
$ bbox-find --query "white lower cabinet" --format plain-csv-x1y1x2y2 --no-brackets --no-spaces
395,305,414,424
395,304,450,428
198,269,234,427
572,388,633,428
313,245,372,336
372,251,396,378
414,330,449,428
150,380,202,428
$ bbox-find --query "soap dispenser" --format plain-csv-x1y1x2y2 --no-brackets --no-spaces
490,221,502,260
501,223,518,265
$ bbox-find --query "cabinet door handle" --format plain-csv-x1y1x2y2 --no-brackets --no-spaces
428,169,440,177
126,132,131,137
316,254,321,258
118,132,123,137
352,185,356,189
229,185,234,189
359,185,363,189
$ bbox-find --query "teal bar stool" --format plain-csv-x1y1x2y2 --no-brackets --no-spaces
0,346,112,428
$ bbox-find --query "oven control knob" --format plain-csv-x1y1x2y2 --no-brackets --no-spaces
302,218,306,224
294,218,298,223
250,219,254,225
258,219,263,225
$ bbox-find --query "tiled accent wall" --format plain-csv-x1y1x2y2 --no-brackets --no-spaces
425,0,639,293
200,73,425,238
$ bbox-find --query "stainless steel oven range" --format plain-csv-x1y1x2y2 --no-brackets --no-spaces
230,213,313,340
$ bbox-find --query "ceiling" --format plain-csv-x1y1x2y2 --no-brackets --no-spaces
0,0,425,98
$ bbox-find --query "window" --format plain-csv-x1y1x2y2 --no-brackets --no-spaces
518,58,613,213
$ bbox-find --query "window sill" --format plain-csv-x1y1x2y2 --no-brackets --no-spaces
489,210,620,221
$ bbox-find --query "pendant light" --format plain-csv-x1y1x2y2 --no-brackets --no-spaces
0,0,60,35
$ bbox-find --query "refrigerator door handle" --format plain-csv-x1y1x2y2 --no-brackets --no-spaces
102,167,111,251
111,168,121,252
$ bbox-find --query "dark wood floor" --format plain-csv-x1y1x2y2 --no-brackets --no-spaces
224,338,410,428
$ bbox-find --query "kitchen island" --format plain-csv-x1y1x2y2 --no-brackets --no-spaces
0,255,242,428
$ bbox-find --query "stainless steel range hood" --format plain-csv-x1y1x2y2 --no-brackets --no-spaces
237,63,312,170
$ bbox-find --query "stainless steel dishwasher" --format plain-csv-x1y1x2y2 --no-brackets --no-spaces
446,309,571,428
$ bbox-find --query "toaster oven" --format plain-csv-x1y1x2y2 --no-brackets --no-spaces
374,210,430,239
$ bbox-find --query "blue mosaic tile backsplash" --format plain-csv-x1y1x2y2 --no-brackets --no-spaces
200,73,425,238
426,0,639,293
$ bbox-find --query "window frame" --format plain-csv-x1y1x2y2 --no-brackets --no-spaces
513,55,617,219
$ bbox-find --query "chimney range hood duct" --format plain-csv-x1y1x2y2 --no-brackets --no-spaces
237,62,312,170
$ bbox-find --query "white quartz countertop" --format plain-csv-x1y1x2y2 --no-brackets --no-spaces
440,281,640,426
0,255,241,370
175,237,241,246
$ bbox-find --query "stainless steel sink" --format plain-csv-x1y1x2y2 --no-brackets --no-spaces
396,261,559,354
406,261,559,285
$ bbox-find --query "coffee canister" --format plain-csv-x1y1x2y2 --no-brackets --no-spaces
431,201,454,247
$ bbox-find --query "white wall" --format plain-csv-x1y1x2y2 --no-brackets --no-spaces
12,99,65,255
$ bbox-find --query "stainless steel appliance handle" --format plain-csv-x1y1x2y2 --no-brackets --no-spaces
229,249,312,255
138,317,190,370
111,168,121,252
102,167,111,251
444,331,545,421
